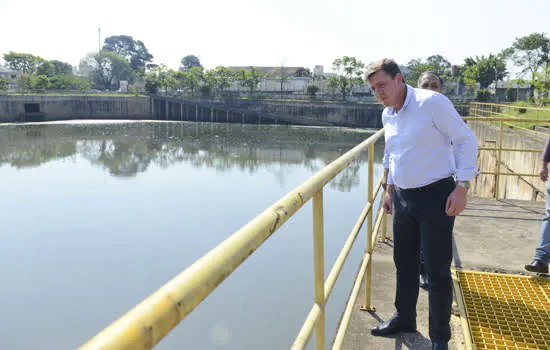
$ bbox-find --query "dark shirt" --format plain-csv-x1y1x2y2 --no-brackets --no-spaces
544,136,550,163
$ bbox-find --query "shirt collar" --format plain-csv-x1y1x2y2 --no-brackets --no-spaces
388,84,414,115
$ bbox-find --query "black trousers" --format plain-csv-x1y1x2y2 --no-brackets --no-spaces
392,177,455,342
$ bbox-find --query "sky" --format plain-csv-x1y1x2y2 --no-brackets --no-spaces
0,0,548,77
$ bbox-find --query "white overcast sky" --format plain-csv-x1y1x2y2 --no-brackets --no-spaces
0,0,548,76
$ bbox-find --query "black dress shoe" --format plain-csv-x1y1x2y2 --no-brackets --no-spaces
525,260,549,273
432,341,449,350
370,314,416,336
419,272,429,290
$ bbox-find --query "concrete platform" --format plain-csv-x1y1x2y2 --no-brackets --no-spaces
340,196,547,350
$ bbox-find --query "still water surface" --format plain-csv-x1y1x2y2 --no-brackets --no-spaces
0,121,384,349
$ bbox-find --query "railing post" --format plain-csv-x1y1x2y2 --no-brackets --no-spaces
495,121,504,200
362,144,375,311
313,190,325,350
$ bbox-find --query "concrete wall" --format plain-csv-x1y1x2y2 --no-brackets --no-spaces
262,100,383,128
152,96,384,128
0,96,152,122
469,121,547,201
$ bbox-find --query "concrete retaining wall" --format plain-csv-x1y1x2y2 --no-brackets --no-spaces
152,96,384,128
469,121,547,201
0,96,152,122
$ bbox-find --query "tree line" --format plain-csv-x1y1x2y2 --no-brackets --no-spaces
1,32,549,102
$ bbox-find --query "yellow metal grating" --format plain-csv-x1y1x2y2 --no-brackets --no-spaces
457,270,550,349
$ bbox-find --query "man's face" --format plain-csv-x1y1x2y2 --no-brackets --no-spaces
368,70,403,107
418,74,442,93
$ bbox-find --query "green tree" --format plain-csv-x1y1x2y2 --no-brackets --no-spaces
186,67,203,95
84,51,134,90
306,84,319,97
406,54,451,85
103,35,154,73
462,54,508,89
36,60,73,77
212,66,235,94
145,73,161,94
180,55,203,71
146,64,177,96
462,77,477,96
76,77,92,92
47,74,90,90
174,66,203,95
17,74,35,92
331,56,365,100
236,67,264,93
506,32,550,81
34,75,50,91
199,69,216,96
0,76,10,92
532,66,550,103
425,55,451,75
295,67,312,77
3,52,45,74
266,65,292,95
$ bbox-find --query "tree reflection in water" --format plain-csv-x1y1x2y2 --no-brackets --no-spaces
0,122,384,191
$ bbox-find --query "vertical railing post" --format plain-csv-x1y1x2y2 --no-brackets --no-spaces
313,190,325,350
363,144,375,311
495,121,504,200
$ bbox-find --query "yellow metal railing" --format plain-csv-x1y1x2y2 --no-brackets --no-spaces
465,102,550,200
81,129,388,350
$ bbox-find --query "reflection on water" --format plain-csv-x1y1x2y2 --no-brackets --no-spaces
0,121,384,350
0,122,383,191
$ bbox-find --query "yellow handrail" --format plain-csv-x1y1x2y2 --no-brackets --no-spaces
470,101,550,112
81,129,386,350
292,176,385,350
466,106,550,199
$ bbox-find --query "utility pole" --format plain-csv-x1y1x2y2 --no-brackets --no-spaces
98,26,101,53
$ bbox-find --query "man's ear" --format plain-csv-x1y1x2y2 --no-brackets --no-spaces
395,73,404,84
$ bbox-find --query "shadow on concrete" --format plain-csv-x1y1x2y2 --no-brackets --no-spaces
499,199,546,215
393,333,432,350
465,207,535,214
366,312,433,350
459,214,541,222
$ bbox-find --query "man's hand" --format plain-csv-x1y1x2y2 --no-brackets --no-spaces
383,185,393,214
540,163,548,182
446,185,467,216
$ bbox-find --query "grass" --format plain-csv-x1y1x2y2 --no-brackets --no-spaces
474,103,550,131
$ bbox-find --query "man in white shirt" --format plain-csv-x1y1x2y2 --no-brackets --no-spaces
367,59,478,350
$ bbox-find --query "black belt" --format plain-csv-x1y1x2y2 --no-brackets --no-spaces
402,176,455,192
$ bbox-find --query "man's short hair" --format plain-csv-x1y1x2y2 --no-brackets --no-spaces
417,71,443,87
365,58,403,81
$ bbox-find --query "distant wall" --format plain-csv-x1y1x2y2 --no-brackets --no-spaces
0,96,152,122
469,121,547,201
152,96,385,128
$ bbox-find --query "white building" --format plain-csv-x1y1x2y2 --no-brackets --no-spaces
0,66,22,91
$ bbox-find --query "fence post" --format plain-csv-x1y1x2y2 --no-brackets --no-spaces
362,144,375,311
495,121,504,200
313,190,325,350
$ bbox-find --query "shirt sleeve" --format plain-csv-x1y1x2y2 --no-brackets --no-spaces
543,136,550,163
383,146,394,185
431,94,479,181
382,115,394,185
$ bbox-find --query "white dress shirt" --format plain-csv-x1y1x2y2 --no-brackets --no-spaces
382,85,478,189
